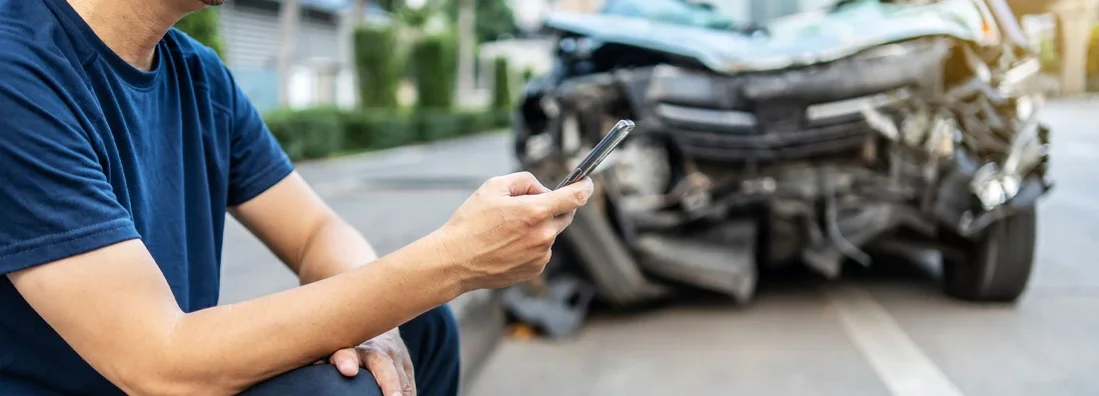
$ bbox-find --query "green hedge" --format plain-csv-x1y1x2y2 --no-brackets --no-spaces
491,57,512,111
339,109,413,150
411,32,458,109
264,107,344,160
353,26,402,108
264,107,511,161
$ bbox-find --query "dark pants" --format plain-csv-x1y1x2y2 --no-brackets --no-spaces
240,305,461,396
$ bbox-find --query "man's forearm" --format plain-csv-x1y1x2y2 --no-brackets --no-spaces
295,214,379,285
168,232,460,394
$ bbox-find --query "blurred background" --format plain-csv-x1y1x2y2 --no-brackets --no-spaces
189,0,1099,395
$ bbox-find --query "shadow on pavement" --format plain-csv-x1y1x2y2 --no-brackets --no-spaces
582,251,946,322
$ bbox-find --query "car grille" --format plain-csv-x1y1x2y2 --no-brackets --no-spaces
653,99,879,163
668,120,871,162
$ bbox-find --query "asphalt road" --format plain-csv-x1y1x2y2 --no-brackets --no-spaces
220,98,1099,396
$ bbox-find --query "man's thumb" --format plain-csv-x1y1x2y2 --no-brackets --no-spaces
540,177,594,215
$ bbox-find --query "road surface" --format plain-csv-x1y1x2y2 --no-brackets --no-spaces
220,98,1099,396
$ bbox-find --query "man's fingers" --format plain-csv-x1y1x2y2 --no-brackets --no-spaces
395,358,416,396
551,210,577,233
363,351,404,396
329,348,360,377
487,172,550,197
396,349,417,395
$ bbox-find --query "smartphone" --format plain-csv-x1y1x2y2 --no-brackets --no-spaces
555,119,635,190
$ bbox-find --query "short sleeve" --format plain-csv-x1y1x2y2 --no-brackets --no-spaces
0,52,140,275
224,71,295,206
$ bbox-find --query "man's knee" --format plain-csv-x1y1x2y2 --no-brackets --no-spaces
239,365,382,396
401,304,461,395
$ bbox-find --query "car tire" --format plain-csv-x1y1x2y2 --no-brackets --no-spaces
942,206,1037,302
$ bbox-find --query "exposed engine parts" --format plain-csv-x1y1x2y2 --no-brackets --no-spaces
506,0,1052,337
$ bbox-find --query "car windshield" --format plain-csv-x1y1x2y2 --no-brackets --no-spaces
599,0,932,29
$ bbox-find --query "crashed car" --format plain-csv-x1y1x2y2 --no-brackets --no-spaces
507,0,1052,336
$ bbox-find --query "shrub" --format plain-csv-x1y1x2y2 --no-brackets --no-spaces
444,0,519,43
491,109,512,129
411,31,458,109
264,106,504,161
340,109,414,150
263,107,344,160
410,109,462,141
1087,25,1099,85
175,8,225,59
491,57,512,111
353,26,402,108
454,108,492,135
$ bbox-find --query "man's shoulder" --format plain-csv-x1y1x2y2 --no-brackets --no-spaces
0,0,90,95
166,27,225,69
0,0,81,60
0,9,92,147
0,0,58,33
0,33,83,114
165,27,239,108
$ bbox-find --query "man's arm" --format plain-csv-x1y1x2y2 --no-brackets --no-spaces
9,172,590,395
9,235,456,395
228,171,376,285
0,50,593,394
228,171,420,395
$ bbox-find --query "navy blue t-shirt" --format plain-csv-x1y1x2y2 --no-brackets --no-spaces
0,0,295,394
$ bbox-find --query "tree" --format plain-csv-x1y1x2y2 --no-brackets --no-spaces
276,0,301,107
175,8,225,58
353,26,402,108
445,0,518,43
376,0,404,11
491,57,512,110
411,31,457,109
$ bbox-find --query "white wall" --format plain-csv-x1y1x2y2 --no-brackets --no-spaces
220,0,355,110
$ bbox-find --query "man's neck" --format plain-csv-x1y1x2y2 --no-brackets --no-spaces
67,0,198,71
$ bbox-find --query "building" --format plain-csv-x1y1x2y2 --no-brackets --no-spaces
217,0,535,111
217,0,390,111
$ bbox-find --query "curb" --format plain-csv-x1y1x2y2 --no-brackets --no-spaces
296,129,509,169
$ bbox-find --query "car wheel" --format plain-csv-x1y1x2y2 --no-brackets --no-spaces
942,206,1037,302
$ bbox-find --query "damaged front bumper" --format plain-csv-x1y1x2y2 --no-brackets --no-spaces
516,37,1052,309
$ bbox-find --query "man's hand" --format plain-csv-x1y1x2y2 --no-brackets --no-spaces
430,171,595,292
326,328,415,396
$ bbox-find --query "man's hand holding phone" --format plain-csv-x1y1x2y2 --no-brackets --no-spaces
430,172,594,292
427,119,632,295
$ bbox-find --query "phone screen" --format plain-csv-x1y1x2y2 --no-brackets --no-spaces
555,119,635,190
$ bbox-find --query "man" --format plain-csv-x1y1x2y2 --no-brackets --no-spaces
0,0,595,395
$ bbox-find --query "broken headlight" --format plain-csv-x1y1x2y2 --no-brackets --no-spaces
646,65,730,108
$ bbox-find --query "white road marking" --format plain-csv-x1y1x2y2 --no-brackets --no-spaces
825,285,966,396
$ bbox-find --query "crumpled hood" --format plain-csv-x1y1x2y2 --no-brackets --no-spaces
545,0,988,74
